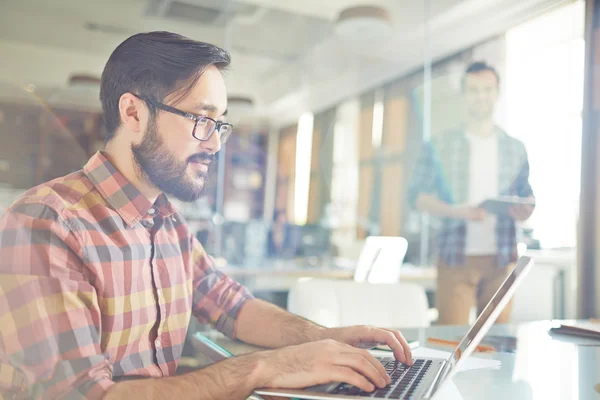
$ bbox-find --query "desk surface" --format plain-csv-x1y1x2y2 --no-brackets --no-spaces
194,320,600,400
406,321,599,400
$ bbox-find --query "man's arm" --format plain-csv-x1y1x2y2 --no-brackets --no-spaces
508,150,535,221
407,142,439,210
236,298,326,348
235,299,413,365
107,297,413,399
189,236,255,339
407,142,486,220
188,236,413,364
104,354,262,400
107,337,396,399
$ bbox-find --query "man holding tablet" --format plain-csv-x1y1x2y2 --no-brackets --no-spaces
408,61,535,325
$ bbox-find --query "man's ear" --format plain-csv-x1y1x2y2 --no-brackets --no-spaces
118,93,144,134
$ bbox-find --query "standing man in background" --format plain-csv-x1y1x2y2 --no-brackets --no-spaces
408,61,535,325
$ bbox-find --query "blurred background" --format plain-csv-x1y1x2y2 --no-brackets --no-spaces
0,0,588,326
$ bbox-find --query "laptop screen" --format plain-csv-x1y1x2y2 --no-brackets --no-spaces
447,256,534,371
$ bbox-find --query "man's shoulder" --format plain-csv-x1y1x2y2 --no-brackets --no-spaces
432,129,465,145
435,127,526,150
6,170,95,218
496,128,527,152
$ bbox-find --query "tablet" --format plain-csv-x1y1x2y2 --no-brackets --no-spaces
479,196,535,216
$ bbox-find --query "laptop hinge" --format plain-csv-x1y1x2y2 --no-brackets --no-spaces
423,360,451,399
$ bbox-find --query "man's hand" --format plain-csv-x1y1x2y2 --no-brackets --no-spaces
452,206,487,221
320,326,413,366
508,203,534,221
255,339,391,393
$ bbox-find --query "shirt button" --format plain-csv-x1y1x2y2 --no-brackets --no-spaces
148,208,156,215
141,220,152,228
155,339,162,348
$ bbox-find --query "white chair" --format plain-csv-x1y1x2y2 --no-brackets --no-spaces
353,236,408,284
288,279,430,328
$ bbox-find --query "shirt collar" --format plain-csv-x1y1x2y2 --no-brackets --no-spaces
83,151,176,227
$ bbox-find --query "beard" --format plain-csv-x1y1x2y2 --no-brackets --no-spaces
132,118,215,202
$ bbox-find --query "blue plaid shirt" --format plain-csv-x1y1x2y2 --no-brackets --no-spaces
407,128,534,267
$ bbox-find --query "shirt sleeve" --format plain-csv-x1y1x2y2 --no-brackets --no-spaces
190,236,254,339
0,202,114,400
513,149,535,199
407,141,449,208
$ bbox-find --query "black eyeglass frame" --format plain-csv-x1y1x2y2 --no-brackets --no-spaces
133,94,234,143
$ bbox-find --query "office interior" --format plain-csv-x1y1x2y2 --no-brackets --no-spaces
2,0,600,397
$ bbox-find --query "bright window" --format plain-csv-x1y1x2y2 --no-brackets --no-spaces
506,0,584,248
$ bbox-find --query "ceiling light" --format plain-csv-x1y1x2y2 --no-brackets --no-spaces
68,74,101,93
227,95,254,123
334,5,393,41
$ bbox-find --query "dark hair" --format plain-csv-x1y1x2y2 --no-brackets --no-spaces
100,31,231,140
462,61,500,89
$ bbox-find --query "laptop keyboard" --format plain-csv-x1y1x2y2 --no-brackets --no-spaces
331,358,433,399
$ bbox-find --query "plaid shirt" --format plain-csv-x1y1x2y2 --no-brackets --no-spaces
0,152,253,399
407,128,534,267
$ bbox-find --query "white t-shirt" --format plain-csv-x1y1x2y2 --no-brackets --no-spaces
465,132,498,255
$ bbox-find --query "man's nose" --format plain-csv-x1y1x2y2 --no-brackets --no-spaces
202,129,222,154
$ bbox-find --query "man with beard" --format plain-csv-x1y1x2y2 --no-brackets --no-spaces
0,32,412,400
408,61,535,325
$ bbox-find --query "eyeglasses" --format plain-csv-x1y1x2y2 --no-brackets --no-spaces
133,94,234,144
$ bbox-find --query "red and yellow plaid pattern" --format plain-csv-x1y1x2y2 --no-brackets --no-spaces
0,152,253,399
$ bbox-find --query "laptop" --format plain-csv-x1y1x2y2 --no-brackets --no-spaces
254,255,534,400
